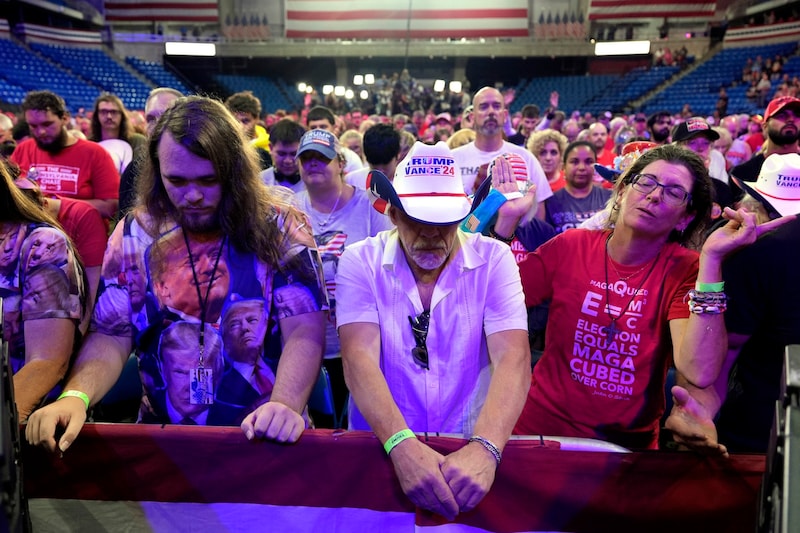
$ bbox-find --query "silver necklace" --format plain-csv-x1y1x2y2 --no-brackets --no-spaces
603,233,660,343
605,233,658,281
313,190,343,228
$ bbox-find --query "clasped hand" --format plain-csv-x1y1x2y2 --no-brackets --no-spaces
390,438,497,521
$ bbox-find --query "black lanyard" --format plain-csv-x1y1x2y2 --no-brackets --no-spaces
182,230,226,366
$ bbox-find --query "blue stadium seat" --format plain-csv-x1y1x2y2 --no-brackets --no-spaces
29,43,153,110
213,73,298,113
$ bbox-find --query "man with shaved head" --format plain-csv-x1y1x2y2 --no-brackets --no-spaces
452,87,552,219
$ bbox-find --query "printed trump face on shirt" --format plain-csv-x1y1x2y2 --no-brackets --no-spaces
151,230,230,323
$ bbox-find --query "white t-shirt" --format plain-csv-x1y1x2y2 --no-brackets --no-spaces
709,149,728,184
452,141,553,205
342,147,365,175
344,167,370,190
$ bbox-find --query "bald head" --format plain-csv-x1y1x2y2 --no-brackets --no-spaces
145,88,182,137
588,122,608,151
472,87,506,141
720,115,738,137
0,113,13,143
472,87,503,106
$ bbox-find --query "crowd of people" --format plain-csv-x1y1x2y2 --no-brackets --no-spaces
309,68,472,125
1,72,798,520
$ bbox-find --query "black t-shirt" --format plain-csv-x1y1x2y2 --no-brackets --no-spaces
729,153,765,203
718,216,800,452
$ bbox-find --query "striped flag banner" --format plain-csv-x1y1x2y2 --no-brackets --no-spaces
24,424,764,532
724,20,800,46
104,1,219,23
588,0,716,21
285,0,529,39
16,23,102,45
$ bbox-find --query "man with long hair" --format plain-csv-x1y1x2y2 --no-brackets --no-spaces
26,96,328,448
89,93,145,151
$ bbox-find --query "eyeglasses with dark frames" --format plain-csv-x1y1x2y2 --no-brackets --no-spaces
629,173,691,206
408,310,430,370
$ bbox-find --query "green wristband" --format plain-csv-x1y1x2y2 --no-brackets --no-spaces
383,429,415,455
57,390,90,411
695,281,724,292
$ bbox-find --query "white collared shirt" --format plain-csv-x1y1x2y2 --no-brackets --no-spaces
336,230,527,435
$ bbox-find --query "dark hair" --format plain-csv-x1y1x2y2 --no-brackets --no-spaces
12,120,29,142
307,106,335,127
224,90,262,118
90,93,134,142
647,110,672,128
268,118,306,145
0,140,16,158
609,144,712,246
521,104,540,119
137,96,293,268
562,140,596,164
363,124,401,166
22,90,67,119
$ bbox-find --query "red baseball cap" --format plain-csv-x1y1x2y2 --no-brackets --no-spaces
764,96,800,121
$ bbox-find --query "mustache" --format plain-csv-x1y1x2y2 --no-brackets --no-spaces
411,239,447,251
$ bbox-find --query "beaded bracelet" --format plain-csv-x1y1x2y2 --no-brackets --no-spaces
488,226,514,244
689,301,728,314
687,289,727,314
688,289,727,303
383,429,416,455
468,435,502,466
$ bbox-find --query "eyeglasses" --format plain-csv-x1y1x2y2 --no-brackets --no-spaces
98,109,121,117
629,173,691,206
408,310,430,370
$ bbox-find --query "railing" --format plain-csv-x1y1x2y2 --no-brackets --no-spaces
23,424,765,532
